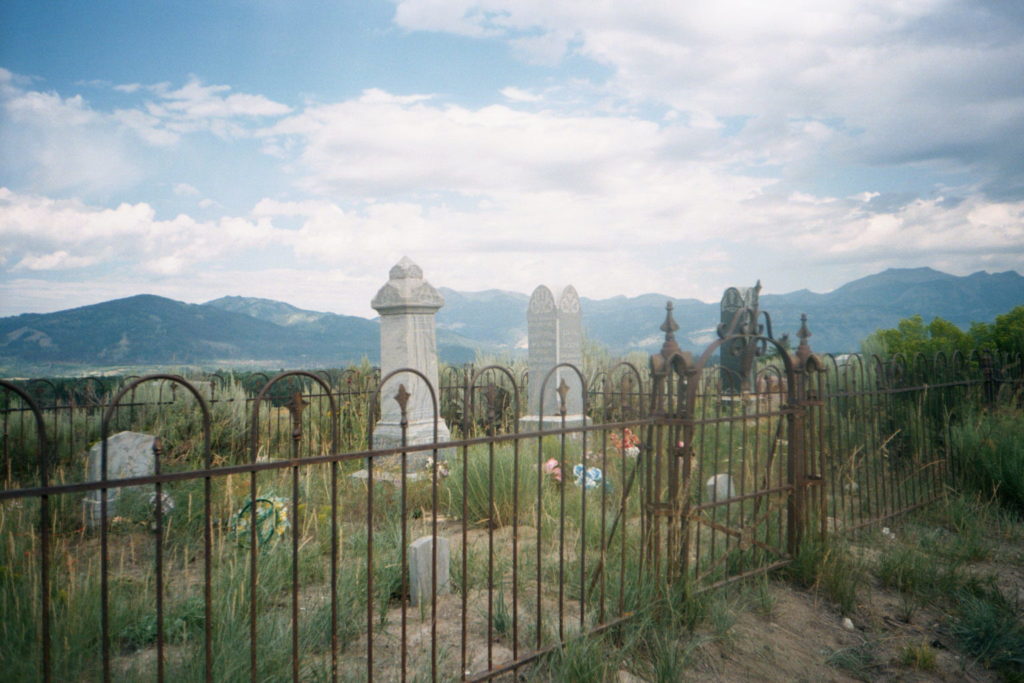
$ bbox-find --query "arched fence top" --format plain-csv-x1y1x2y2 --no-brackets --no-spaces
682,333,800,406
1,379,50,486
466,364,523,433
101,374,213,469
249,370,339,462
81,376,108,403
26,378,58,408
535,361,589,420
369,366,444,448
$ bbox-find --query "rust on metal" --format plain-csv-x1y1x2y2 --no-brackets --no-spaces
0,304,1013,681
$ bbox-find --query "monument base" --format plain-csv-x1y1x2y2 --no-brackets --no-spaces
518,414,590,434
372,419,452,466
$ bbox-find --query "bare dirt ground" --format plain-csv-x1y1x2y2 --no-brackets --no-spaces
641,516,1024,683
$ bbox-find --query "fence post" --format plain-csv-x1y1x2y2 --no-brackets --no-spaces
981,352,997,406
786,381,806,556
787,314,818,556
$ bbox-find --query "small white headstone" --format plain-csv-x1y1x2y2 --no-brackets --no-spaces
409,535,450,607
705,473,736,502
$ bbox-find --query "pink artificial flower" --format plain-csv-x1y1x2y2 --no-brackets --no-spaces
543,457,562,482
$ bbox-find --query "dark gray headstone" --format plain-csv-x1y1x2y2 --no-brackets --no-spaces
720,286,759,394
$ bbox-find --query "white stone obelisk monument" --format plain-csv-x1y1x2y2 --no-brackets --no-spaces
371,257,451,457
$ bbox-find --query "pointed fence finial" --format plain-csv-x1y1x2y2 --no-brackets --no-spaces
658,301,682,359
661,301,679,341
797,313,812,348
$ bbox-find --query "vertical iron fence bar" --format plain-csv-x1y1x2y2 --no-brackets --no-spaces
886,360,904,519
535,415,544,651
365,391,376,683
816,370,828,541
203,414,213,683
510,380,521,667
598,422,608,625
249,431,259,680
398,384,410,683
557,385,566,643
288,392,305,683
486,386,496,672
788,370,805,556
1,382,50,681
460,411,469,679
579,381,588,633
154,436,165,683
427,378,441,683
836,361,850,528
329,418,339,683
869,358,886,522
100,420,111,683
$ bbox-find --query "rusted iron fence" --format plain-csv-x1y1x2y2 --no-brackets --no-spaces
2,309,1022,681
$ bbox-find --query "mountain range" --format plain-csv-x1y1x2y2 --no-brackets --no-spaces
2,267,1022,374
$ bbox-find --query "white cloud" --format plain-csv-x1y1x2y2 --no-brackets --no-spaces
393,1,1024,191
500,86,542,102
2,177,1021,318
0,86,143,195
0,188,282,278
0,72,294,199
14,250,98,271
264,88,697,197
148,77,292,125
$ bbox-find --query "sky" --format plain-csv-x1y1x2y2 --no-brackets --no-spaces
1,0,1023,319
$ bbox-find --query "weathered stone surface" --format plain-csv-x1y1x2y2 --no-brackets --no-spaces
82,431,160,527
522,284,585,429
705,473,736,502
371,258,451,460
409,535,450,607
720,285,760,395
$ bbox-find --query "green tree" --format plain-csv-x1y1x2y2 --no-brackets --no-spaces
991,306,1024,355
862,314,972,358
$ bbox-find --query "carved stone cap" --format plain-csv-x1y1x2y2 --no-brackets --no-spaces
528,284,580,314
372,257,445,314
389,256,423,280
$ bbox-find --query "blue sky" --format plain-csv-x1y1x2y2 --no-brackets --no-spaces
2,0,1022,318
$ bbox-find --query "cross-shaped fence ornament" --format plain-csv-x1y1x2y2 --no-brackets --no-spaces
394,383,411,425
483,382,498,423
556,377,570,416
285,392,309,442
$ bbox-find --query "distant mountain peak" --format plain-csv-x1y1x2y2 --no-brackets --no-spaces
203,295,329,327
1,267,1021,373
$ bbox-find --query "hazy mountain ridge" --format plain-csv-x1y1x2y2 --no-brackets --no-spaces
2,268,1022,374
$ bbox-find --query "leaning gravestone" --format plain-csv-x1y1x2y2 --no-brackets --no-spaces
370,257,451,462
520,285,586,431
82,431,160,528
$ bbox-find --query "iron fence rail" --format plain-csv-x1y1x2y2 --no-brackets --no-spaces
2,331,1022,682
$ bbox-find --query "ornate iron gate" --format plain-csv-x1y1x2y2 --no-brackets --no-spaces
643,304,823,590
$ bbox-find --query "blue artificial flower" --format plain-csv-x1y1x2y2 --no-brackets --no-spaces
573,464,603,490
